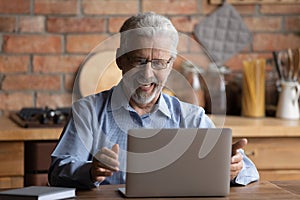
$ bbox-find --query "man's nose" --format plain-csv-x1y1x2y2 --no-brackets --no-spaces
141,62,154,78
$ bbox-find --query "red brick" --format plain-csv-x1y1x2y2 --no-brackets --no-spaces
0,92,33,110
201,0,218,15
253,33,300,51
244,17,281,32
64,74,76,91
19,16,45,33
33,55,84,73
47,17,106,33
0,17,17,32
202,1,255,15
2,74,61,91
0,55,29,73
261,4,300,14
66,34,109,53
234,5,256,15
224,53,271,71
34,0,77,15
142,0,198,15
171,16,202,33
109,17,128,33
285,16,300,32
2,35,62,53
82,0,138,15
36,93,72,108
0,0,30,14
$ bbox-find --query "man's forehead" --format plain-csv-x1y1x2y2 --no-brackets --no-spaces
125,35,176,53
128,48,171,56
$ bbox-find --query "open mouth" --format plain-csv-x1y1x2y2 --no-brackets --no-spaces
139,82,156,92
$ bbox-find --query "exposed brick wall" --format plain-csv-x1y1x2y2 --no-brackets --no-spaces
0,0,299,116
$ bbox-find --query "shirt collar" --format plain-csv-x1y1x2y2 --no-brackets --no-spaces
108,80,171,119
108,80,130,112
156,93,171,119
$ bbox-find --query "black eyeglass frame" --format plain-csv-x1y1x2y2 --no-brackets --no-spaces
126,56,174,70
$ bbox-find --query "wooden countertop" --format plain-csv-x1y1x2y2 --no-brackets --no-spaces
0,115,299,141
0,116,62,141
212,115,300,137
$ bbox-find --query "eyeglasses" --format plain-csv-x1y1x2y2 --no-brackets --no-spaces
127,56,173,70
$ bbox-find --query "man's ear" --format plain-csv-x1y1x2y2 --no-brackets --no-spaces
116,48,124,71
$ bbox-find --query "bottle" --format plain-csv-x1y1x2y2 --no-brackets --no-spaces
204,63,229,115
181,61,205,107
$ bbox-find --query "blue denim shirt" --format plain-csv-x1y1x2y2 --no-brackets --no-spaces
49,81,259,189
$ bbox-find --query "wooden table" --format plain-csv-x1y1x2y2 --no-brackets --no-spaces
73,181,300,199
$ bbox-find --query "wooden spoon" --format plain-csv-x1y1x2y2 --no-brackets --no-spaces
292,48,300,81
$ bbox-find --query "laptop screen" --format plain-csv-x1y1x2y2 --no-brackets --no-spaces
121,128,232,197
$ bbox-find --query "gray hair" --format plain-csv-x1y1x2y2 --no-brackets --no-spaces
119,12,178,56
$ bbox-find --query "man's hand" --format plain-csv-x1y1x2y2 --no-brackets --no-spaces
90,144,120,183
231,138,247,180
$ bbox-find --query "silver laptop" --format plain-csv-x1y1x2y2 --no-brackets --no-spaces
119,128,232,197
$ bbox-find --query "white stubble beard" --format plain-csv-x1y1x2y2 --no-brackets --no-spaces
131,83,163,105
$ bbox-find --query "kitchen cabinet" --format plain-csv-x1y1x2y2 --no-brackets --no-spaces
0,117,61,189
0,116,300,189
240,137,300,180
212,115,300,181
0,142,24,188
24,141,57,186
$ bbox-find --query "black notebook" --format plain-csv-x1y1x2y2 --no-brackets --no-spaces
0,186,76,200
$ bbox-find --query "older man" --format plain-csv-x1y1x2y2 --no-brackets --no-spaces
48,12,259,189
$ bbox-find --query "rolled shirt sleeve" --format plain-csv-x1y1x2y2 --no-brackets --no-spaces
232,149,260,185
48,117,97,189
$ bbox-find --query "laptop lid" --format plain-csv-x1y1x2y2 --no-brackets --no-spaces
120,128,232,197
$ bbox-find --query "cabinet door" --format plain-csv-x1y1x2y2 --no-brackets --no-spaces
234,137,300,180
240,138,300,169
24,141,57,186
0,142,24,176
0,142,24,188
0,177,23,189
258,170,300,181
25,141,57,171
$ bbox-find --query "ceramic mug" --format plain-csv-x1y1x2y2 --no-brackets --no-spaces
276,81,300,120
